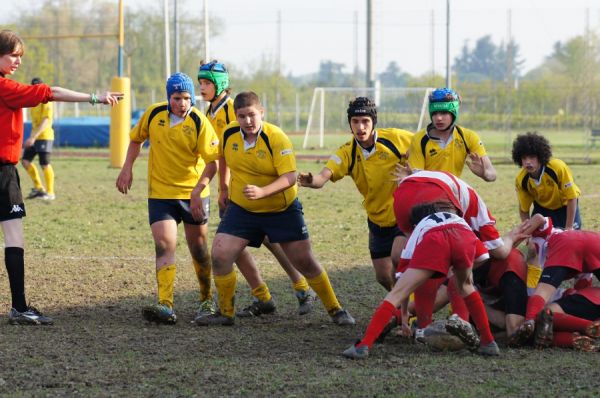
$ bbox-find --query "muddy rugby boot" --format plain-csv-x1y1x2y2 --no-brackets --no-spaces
296,288,317,316
194,311,234,326
142,304,177,325
572,333,600,352
508,319,535,347
236,298,276,317
8,306,53,325
585,320,600,338
533,308,554,349
342,343,369,360
193,299,216,322
331,309,356,326
477,341,500,356
445,314,480,350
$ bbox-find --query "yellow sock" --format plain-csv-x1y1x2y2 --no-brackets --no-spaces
25,164,43,190
43,164,55,195
251,282,272,302
156,264,176,308
307,270,341,315
292,276,310,293
214,270,237,317
193,258,213,302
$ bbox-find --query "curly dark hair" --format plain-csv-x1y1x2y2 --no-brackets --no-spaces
511,132,553,166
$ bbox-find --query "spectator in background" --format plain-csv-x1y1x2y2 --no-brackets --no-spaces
22,77,56,201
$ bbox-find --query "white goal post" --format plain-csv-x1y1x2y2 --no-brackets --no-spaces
303,86,434,148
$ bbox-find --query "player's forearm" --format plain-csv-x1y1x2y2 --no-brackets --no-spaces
565,199,577,229
519,210,530,222
31,118,49,139
261,172,296,197
193,161,217,196
218,157,230,192
481,161,497,182
122,141,142,170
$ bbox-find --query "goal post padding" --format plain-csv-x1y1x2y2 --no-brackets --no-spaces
303,87,433,148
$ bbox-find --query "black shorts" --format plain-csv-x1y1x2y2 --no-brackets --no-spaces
22,140,53,164
0,164,26,221
148,198,210,226
217,199,309,248
554,293,600,321
367,218,405,260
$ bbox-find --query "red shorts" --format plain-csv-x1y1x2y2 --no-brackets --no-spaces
545,231,600,275
408,225,479,276
486,248,527,288
393,181,454,233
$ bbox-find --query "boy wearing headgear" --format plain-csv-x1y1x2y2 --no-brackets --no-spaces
407,88,496,182
116,72,220,324
298,97,413,291
198,61,317,318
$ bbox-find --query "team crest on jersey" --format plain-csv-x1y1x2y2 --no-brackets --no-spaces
217,120,225,129
232,143,239,151
182,125,193,136
378,152,389,160
256,149,266,159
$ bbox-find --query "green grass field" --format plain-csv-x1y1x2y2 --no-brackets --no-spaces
0,154,598,397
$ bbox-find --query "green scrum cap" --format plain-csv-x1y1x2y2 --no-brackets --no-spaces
197,61,229,100
428,88,460,122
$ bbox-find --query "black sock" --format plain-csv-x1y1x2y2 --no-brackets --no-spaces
5,247,27,312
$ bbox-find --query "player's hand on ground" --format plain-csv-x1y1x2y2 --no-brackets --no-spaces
401,320,413,337
297,172,313,187
392,163,413,184
99,92,124,106
116,169,133,194
243,184,264,200
190,194,205,222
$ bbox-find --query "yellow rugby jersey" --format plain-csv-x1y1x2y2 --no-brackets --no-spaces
222,121,297,213
407,125,486,177
206,95,236,141
515,158,580,212
30,102,54,140
130,102,219,199
326,128,413,227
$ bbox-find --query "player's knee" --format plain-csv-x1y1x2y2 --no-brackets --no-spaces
191,243,210,264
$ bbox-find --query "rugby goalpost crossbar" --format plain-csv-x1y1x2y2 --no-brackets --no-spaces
303,86,434,149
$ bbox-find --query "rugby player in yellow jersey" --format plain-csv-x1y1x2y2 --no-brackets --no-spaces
194,91,355,326
297,97,412,291
198,61,316,317
116,73,220,324
511,131,582,230
407,88,496,182
21,77,56,200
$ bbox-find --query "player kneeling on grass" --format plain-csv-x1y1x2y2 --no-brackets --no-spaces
298,97,412,291
342,202,500,359
116,72,219,325
193,91,355,327
509,214,600,346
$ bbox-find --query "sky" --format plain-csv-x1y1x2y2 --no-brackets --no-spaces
3,0,599,78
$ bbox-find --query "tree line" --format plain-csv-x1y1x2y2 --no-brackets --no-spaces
6,0,600,131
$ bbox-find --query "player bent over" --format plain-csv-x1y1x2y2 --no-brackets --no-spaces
116,73,219,325
198,61,316,317
342,202,500,359
298,97,412,291
194,91,354,326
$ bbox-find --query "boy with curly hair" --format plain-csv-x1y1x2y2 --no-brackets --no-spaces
511,132,581,230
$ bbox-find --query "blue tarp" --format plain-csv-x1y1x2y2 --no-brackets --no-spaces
24,111,142,147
